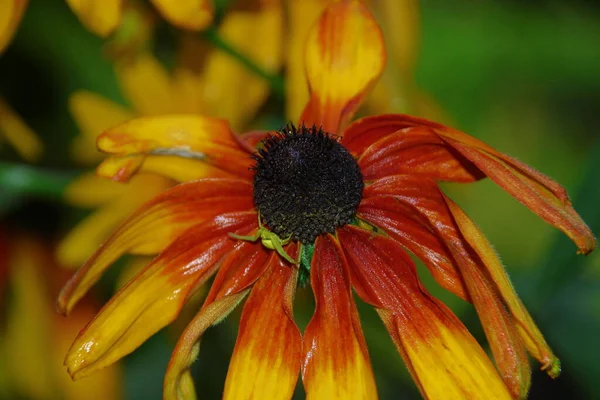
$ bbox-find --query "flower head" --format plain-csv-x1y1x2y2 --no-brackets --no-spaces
59,1,595,399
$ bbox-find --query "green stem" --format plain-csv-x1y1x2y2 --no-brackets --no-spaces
0,162,76,201
201,26,285,99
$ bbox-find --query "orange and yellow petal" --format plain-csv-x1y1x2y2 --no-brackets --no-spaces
63,212,257,379
223,244,302,400
66,0,122,37
303,235,377,399
338,226,513,399
0,97,43,162
96,115,253,182
300,0,386,134
150,0,213,31
360,175,468,300
0,0,27,53
58,179,253,313
445,195,561,379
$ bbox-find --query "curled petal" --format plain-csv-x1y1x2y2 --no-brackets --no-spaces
66,0,122,37
0,0,28,53
300,0,386,134
344,114,595,254
444,195,560,379
164,290,249,400
223,244,302,400
57,179,253,313
96,115,253,182
303,235,377,400
63,212,257,379
338,226,512,399
150,0,213,31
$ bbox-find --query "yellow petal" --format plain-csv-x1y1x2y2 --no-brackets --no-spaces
0,0,28,53
62,171,133,207
300,0,386,134
66,0,122,37
445,195,561,378
194,0,283,130
303,235,377,400
0,97,42,162
150,0,213,31
69,91,134,164
223,245,302,400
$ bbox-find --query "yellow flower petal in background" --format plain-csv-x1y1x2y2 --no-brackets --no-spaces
65,0,122,37
300,0,386,134
69,91,135,164
0,97,42,162
150,0,213,31
0,0,28,53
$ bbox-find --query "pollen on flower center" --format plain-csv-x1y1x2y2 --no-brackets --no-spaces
253,124,364,244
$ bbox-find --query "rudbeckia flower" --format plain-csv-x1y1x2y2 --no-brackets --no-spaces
59,1,595,399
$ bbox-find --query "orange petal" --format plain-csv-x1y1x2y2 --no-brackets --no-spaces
163,290,249,400
66,0,122,37
150,0,213,31
63,212,257,379
338,226,513,399
96,115,253,182
303,235,377,399
223,244,302,400
343,113,596,254
444,195,560,379
0,96,43,162
0,0,28,53
57,179,254,314
300,0,386,134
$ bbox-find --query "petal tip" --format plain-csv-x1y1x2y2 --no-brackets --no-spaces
543,357,561,379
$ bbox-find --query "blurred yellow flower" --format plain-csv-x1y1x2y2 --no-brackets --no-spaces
0,97,42,162
0,232,122,400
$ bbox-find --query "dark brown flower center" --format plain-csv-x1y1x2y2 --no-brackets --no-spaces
252,124,363,244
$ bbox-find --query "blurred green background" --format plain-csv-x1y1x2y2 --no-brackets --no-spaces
1,0,599,399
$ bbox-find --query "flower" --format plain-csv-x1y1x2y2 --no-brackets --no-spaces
58,1,596,399
58,0,283,268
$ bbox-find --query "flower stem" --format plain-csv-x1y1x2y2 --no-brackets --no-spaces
0,162,75,201
201,26,285,99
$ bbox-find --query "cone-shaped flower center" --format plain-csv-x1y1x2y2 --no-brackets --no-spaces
253,124,363,244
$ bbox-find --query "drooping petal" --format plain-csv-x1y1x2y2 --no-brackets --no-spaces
362,176,536,395
192,0,283,131
303,235,377,400
163,291,249,400
223,244,302,400
444,195,560,379
66,0,122,37
0,97,43,162
0,0,28,53
300,0,386,134
63,212,257,379
57,179,254,313
57,174,173,268
96,115,253,182
343,114,596,254
337,226,513,399
150,0,213,31
69,91,135,164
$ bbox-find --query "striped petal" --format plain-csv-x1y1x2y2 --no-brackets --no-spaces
342,114,596,254
58,178,253,314
0,97,43,162
300,0,386,134
0,0,27,53
223,244,301,400
96,115,253,182
63,212,257,379
444,195,560,379
303,234,377,400
66,0,122,37
338,226,513,399
150,0,213,31
358,178,468,300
